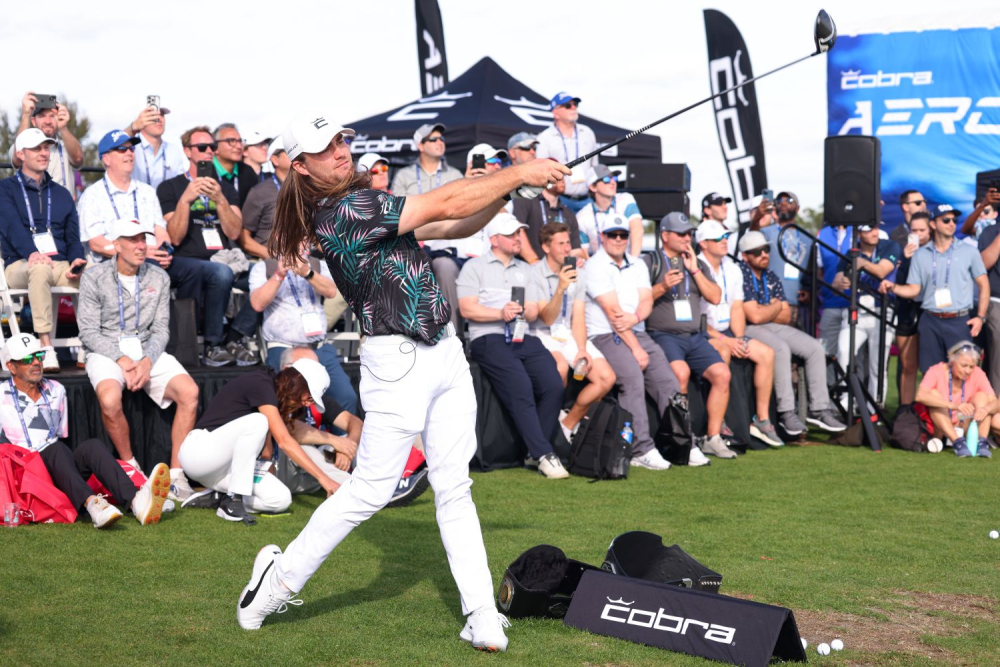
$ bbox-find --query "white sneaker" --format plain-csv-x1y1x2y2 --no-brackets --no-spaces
702,434,739,459
927,438,944,453
630,449,672,470
131,462,169,526
87,495,122,529
238,544,303,630
460,606,510,652
538,453,570,479
688,445,711,467
126,457,142,474
169,468,195,502
41,346,59,372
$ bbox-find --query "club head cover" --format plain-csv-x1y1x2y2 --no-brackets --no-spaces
602,531,723,593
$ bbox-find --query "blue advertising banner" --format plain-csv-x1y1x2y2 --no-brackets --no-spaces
827,28,1000,231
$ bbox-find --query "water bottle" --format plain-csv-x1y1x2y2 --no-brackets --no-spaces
621,421,634,445
967,418,980,456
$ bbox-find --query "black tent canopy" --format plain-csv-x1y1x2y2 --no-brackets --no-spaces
346,56,661,168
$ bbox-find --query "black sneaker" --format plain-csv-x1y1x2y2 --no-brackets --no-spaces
386,467,431,508
204,344,236,367
227,338,260,367
181,488,222,510
217,495,257,525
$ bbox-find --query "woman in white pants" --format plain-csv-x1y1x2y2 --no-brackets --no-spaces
179,358,340,524
235,114,567,652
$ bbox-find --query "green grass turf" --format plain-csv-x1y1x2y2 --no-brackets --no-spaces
1,360,997,666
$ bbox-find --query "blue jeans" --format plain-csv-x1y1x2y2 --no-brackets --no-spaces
162,255,203,301
200,260,234,346
265,345,359,416
230,270,260,339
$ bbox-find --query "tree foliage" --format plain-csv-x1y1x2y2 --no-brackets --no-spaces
0,95,100,183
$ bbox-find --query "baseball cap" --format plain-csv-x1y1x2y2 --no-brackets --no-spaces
701,192,733,210
933,203,962,219
3,333,41,364
243,130,272,147
507,132,539,150
776,190,799,203
467,143,508,165
14,128,56,153
98,129,141,157
283,114,355,161
695,220,730,244
857,221,881,232
266,136,285,160
660,212,695,234
549,92,581,110
108,218,154,241
738,230,769,253
600,213,630,235
485,212,527,238
586,164,622,186
414,123,446,144
290,358,331,413
357,152,388,172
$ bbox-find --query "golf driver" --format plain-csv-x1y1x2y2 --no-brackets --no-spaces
564,9,837,170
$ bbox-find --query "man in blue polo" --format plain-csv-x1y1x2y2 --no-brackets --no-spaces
0,128,87,371
883,203,989,372
535,92,598,213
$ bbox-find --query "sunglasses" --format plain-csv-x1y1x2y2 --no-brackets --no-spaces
600,175,619,184
188,143,217,153
604,231,629,240
422,136,445,144
217,137,243,146
707,234,731,242
907,199,926,206
16,352,45,364
669,230,693,237
561,101,578,109
516,145,537,152
486,157,502,165
111,145,135,153
368,164,388,174
745,247,770,257
775,196,795,203
938,216,957,224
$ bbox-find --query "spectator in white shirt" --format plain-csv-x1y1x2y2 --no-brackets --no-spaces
123,102,189,190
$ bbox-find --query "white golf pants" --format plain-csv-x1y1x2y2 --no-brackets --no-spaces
276,331,495,615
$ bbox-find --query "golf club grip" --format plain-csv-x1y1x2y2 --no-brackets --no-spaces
565,51,818,170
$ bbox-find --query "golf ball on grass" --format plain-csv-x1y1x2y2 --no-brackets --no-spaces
990,530,999,539
817,642,831,656
831,638,844,651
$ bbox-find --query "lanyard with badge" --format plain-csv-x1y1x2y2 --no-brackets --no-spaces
561,125,588,186
117,274,144,360
538,199,565,226
711,262,731,328
751,271,771,305
665,251,694,322
142,145,167,186
548,273,572,342
185,173,224,250
288,273,325,337
272,175,281,191
782,229,804,280
8,377,57,448
56,142,70,189
16,173,57,256
947,368,966,427
415,165,442,194
932,244,954,309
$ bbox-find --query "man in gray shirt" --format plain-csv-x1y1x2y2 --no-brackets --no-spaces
389,123,463,195
239,137,289,260
457,213,568,479
77,218,201,501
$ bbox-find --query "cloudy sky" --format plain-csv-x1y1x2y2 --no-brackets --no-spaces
3,0,996,216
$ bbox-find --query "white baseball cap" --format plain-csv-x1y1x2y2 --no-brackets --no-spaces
243,130,272,147
266,136,285,161
3,333,41,365
738,230,769,253
108,218,154,241
696,220,730,244
466,143,508,166
600,213,630,235
14,128,55,153
485,212,527,238
357,153,388,172
283,114,355,161
290,358,331,413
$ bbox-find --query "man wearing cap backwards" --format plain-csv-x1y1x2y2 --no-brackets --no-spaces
576,164,644,258
702,192,738,255
356,152,390,192
645,213,736,462
507,132,539,166
751,191,812,325
457,213,569,480
240,112,567,648
14,92,84,193
584,213,679,471
77,217,201,500
738,231,846,435
123,101,189,190
695,221,783,447
0,128,87,371
241,131,274,179
0,332,170,528
390,123,463,195
536,92,598,213
881,204,990,373
832,220,900,406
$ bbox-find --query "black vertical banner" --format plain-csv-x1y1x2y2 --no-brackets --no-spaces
415,0,449,96
704,10,768,224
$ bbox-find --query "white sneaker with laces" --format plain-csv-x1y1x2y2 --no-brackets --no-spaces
630,449,672,470
41,346,59,372
168,468,195,502
688,445,711,467
538,453,570,479
460,606,510,652
132,462,170,526
238,544,303,630
87,495,123,529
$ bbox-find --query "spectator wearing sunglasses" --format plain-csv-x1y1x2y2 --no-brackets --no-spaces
357,152,391,192
123,101,188,190
464,143,507,178
0,128,87,371
751,190,812,326
390,123,462,195
701,192,738,255
576,165,644,258
890,189,928,249
211,123,258,207
739,231,846,436
507,132,539,166
156,125,244,367
585,214,679,471
882,204,989,373
962,188,1000,239
536,92,598,213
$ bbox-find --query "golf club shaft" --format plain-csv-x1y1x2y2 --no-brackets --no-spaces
565,50,819,169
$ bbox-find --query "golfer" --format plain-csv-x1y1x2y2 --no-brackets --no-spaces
236,113,567,652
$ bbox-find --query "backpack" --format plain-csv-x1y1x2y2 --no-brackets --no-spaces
568,399,633,479
890,403,934,453
655,393,694,465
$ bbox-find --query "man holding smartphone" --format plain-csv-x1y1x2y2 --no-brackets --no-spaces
14,92,84,195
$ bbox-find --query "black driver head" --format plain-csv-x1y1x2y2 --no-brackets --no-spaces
815,9,837,54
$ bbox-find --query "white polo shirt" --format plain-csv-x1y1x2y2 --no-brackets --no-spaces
77,177,166,263
701,255,744,333
584,248,651,337
535,122,598,199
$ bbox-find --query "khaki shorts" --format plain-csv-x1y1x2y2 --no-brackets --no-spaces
85,351,189,409
535,332,605,361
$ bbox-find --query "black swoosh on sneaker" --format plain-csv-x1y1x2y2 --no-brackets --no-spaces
240,560,274,609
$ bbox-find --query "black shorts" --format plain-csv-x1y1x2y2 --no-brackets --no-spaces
895,300,921,337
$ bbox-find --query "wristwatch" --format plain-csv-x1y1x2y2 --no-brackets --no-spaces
304,268,316,281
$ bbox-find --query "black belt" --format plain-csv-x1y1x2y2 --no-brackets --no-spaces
563,194,589,201
927,309,970,319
